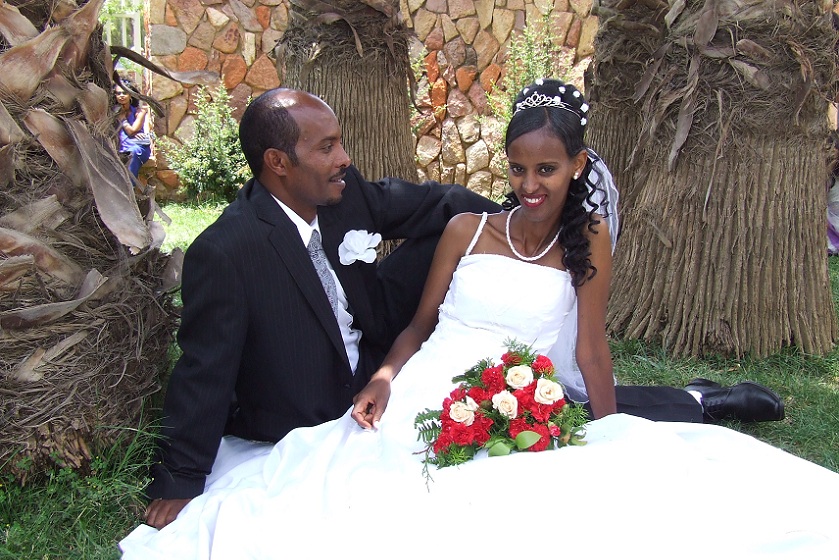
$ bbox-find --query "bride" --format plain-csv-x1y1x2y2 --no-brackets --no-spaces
352,78,616,426
121,80,839,559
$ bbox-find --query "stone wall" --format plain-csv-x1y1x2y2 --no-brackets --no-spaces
145,0,597,198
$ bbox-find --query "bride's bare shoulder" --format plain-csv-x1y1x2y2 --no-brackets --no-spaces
484,210,508,231
447,211,490,234
440,211,507,257
445,211,504,240
449,210,506,225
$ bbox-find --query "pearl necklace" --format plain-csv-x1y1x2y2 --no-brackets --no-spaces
505,206,560,262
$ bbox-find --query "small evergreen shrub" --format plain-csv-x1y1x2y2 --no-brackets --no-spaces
160,86,249,203
486,18,576,145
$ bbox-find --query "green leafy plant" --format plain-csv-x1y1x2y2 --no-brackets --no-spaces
0,426,157,559
160,86,249,203
485,18,576,150
100,0,144,20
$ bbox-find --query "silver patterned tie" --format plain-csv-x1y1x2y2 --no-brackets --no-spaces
307,230,341,321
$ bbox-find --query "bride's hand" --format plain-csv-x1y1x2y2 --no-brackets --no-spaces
352,374,391,430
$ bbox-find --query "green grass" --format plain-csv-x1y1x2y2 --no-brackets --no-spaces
0,428,156,560
612,256,839,472
2,201,838,558
612,339,839,471
159,200,228,254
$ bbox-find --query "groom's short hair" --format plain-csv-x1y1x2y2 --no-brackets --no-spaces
240,88,302,178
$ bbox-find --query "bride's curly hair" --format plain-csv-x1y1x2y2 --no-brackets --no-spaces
501,79,605,287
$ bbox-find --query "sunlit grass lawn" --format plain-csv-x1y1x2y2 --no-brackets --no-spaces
613,340,839,471
159,200,228,253
612,257,839,471
1,200,838,558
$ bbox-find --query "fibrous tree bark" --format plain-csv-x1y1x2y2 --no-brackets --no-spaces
586,0,838,357
276,0,418,182
0,0,179,479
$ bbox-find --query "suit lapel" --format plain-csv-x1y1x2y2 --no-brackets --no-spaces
249,181,352,373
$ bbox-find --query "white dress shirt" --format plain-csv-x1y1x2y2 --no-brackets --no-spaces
271,196,362,373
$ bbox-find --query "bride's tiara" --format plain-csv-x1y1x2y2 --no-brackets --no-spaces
513,80,589,126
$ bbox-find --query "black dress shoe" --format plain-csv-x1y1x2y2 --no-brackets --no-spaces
684,378,784,423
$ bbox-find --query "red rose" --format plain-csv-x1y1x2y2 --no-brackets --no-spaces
501,352,522,366
451,424,474,446
472,413,494,446
481,366,506,394
467,386,491,406
508,417,550,452
439,410,458,431
513,385,537,412
507,417,530,439
525,422,551,452
512,386,553,422
531,355,554,375
446,412,493,446
530,404,553,423
433,431,453,453
453,385,470,401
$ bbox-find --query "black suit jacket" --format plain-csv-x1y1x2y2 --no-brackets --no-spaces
148,166,500,499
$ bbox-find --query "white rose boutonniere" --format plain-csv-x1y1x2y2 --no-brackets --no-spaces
338,230,382,265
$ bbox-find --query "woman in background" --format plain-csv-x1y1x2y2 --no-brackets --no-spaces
114,79,151,178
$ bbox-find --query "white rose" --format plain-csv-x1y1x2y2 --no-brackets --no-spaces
505,365,534,389
534,378,564,405
492,390,518,419
449,396,479,426
338,230,382,265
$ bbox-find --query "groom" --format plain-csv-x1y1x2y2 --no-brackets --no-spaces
144,88,501,528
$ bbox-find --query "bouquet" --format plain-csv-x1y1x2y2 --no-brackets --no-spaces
415,339,588,469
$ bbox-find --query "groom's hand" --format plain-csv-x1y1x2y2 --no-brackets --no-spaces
352,375,391,429
145,498,191,529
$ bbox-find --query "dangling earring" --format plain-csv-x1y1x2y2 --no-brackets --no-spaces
573,172,580,180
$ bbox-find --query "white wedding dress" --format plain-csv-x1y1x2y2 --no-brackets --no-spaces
122,222,839,560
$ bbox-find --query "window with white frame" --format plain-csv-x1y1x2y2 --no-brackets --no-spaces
101,0,144,52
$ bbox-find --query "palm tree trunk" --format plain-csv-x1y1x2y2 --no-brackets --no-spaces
278,0,418,182
587,0,838,357
1,0,175,479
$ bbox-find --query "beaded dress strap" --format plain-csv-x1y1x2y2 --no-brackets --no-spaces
464,212,489,256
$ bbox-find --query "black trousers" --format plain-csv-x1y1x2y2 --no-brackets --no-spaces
583,386,704,423
377,235,442,345
377,236,705,424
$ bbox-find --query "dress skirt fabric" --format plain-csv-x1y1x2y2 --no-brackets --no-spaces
122,255,839,559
